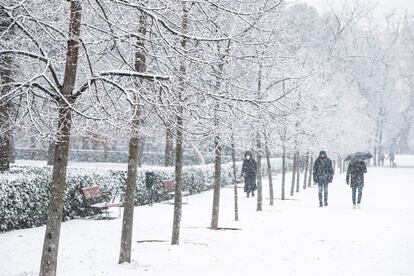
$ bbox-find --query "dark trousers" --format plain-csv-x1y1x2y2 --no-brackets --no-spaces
352,185,363,205
318,182,329,205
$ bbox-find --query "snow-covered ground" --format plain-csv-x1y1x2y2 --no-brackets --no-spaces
1,157,414,276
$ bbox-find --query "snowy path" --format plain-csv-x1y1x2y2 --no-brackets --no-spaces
1,165,413,276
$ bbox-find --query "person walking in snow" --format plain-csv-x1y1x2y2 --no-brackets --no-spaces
346,159,367,209
241,151,257,198
313,151,334,207
388,151,396,167
378,152,385,166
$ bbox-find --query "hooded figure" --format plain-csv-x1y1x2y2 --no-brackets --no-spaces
346,159,367,208
313,151,334,207
241,151,257,197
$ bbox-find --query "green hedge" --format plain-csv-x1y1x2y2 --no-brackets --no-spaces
0,163,236,232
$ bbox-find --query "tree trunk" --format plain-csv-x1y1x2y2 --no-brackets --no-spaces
308,156,313,187
210,39,231,229
256,133,263,211
171,3,188,244
39,2,82,275
264,134,274,205
0,7,14,172
281,141,286,200
165,127,174,166
231,132,238,221
0,132,10,172
119,11,146,263
290,152,296,196
377,115,384,166
303,152,309,190
295,152,300,193
210,134,222,229
171,111,183,244
118,122,139,263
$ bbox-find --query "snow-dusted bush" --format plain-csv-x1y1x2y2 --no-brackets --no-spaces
0,162,238,232
15,147,233,165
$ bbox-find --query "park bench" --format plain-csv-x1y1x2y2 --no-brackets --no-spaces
81,186,122,218
162,179,190,204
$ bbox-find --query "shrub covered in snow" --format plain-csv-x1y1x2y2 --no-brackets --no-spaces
14,147,234,165
0,162,239,232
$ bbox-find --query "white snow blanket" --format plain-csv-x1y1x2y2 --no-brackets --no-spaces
0,156,413,276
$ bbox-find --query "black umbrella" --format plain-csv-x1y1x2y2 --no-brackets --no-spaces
345,152,373,162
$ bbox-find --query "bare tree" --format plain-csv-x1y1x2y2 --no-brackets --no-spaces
119,11,147,263
231,131,239,221
290,151,297,197
171,1,189,244
295,152,300,193
256,133,263,211
0,6,14,172
302,151,309,189
164,127,174,166
281,138,287,200
39,2,82,275
264,133,274,205
308,156,313,187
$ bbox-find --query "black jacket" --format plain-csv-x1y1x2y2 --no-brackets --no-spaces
313,157,334,184
241,158,257,178
346,160,367,187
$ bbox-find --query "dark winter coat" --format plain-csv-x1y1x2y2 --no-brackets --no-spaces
346,160,367,187
241,158,257,193
313,153,334,184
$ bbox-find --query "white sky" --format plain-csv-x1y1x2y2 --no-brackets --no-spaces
296,0,414,14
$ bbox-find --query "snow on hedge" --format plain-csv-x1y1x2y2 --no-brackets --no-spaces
0,158,287,232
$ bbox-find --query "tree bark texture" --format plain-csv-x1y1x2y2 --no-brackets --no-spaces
165,127,174,166
256,133,263,211
308,157,313,187
118,125,139,263
39,2,82,275
119,11,146,263
0,131,10,172
0,8,14,172
290,152,296,196
210,39,230,229
281,142,286,200
171,3,188,244
210,134,222,229
295,152,300,193
231,132,239,221
264,134,274,205
171,112,183,244
303,152,309,190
